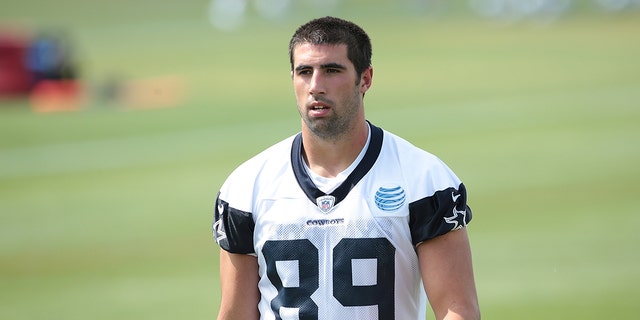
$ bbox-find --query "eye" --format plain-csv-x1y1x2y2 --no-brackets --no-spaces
326,68,341,73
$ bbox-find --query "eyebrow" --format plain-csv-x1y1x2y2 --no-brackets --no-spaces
294,62,348,72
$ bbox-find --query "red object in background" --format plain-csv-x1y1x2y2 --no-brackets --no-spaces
0,33,32,97
30,80,83,112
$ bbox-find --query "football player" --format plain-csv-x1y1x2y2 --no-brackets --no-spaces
213,16,480,320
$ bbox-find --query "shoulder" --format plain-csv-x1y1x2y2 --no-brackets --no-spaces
381,129,451,171
379,128,463,194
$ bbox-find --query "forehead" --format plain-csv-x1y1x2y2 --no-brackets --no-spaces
292,43,351,67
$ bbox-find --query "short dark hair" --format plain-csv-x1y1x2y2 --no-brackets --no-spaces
289,16,372,76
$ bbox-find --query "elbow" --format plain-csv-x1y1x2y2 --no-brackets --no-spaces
440,302,480,320
458,304,481,320
457,300,481,320
469,306,481,320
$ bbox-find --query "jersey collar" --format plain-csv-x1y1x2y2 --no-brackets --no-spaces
291,122,383,210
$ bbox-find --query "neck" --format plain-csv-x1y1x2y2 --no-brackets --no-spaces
302,121,369,178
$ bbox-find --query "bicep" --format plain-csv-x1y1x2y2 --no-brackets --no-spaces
218,249,260,320
417,228,480,320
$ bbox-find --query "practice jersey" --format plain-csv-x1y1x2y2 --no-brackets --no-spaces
213,123,472,320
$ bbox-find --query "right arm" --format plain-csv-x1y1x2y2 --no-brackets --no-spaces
217,250,260,320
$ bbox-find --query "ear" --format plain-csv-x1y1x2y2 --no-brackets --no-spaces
360,66,373,94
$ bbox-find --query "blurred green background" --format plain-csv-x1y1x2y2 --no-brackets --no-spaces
1,0,639,319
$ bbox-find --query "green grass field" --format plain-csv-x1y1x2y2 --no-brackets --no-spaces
1,1,639,319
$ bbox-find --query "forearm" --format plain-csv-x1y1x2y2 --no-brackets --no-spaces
217,306,259,320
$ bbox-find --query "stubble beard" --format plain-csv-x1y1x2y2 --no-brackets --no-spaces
301,87,362,142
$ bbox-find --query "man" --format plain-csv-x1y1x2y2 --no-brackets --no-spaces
213,16,480,320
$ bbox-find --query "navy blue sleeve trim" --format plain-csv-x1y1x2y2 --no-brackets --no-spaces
408,183,472,245
213,195,255,254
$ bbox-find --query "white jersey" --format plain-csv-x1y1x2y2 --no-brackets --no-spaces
213,123,472,320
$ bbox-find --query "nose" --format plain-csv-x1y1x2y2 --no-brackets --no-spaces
309,71,325,95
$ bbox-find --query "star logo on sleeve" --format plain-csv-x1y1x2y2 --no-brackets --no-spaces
444,206,468,231
214,202,227,243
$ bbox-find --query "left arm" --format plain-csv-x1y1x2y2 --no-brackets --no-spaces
417,228,480,320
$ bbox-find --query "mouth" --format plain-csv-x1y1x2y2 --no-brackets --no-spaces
309,100,331,110
307,101,331,117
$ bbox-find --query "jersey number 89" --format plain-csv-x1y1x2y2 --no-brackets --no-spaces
262,238,396,319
